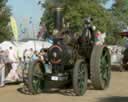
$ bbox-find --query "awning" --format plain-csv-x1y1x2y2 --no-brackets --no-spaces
120,31,128,37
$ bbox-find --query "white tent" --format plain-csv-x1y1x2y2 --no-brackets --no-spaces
0,41,15,50
0,40,52,58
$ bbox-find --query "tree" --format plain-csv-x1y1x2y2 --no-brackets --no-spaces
41,0,113,33
41,0,127,44
111,0,128,30
105,0,128,45
0,0,12,42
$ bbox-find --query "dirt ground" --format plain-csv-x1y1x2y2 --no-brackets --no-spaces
0,72,128,102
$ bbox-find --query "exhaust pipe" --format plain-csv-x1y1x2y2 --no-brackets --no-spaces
55,7,63,31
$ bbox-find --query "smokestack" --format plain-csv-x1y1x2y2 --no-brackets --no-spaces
55,7,63,31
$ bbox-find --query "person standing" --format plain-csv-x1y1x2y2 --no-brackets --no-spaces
5,47,19,82
95,31,106,45
95,30,101,45
24,48,33,62
0,50,5,87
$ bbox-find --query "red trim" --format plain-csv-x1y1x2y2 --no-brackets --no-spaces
49,45,63,64
49,45,63,52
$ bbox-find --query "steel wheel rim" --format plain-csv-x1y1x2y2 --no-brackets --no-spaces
100,49,110,86
78,63,86,94
32,62,43,92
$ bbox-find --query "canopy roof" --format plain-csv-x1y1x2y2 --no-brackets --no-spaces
120,31,128,37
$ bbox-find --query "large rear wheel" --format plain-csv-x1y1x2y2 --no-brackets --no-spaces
90,45,111,90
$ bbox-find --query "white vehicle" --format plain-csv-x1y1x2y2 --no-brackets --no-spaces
108,45,125,71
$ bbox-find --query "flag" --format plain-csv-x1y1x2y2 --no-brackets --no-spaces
10,16,19,41
10,16,19,57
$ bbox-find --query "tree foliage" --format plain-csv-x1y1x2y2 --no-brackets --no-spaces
41,0,112,32
0,0,12,42
40,0,128,44
105,0,128,45
112,0,128,30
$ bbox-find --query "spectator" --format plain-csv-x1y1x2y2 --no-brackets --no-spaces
41,49,51,73
31,51,39,61
5,47,19,82
0,50,5,87
23,48,33,62
95,31,106,45
23,49,27,61
38,49,47,63
95,31,101,45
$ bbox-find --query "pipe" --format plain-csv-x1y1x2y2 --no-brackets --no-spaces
55,7,63,31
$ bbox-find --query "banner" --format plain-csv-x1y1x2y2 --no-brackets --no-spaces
10,16,19,57
10,16,19,41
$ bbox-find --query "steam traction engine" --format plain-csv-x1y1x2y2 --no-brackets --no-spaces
27,7,111,96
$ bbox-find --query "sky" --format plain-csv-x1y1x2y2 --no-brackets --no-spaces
7,0,114,39
7,0,44,39
105,0,115,9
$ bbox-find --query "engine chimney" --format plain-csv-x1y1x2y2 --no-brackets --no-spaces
55,7,63,31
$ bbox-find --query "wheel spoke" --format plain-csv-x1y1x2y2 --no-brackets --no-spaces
33,73,43,79
78,79,84,93
78,63,86,94
31,62,43,93
100,50,110,81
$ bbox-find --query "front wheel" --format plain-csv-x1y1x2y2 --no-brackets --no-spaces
28,61,44,94
73,59,88,96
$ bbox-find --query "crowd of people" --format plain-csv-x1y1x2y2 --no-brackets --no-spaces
0,46,48,87
23,47,48,63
